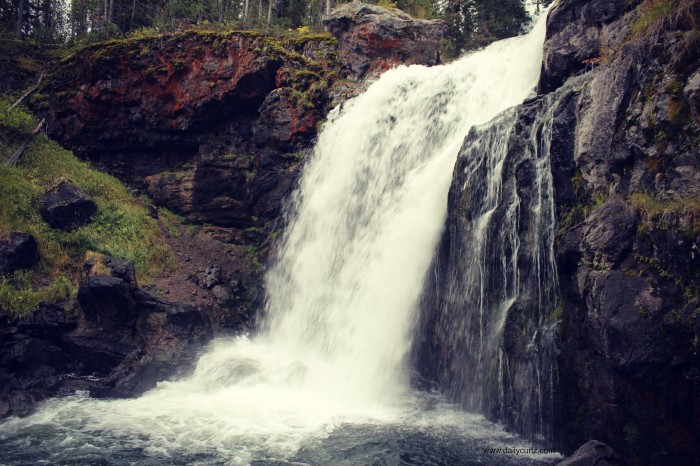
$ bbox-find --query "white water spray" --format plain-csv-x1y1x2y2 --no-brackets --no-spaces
0,13,554,465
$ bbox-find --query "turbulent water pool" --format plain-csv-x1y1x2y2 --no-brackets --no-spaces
0,341,561,465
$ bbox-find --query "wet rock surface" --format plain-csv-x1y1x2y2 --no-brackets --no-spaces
556,440,626,466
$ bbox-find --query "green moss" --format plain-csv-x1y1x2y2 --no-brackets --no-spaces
245,170,257,183
0,100,176,314
629,192,700,234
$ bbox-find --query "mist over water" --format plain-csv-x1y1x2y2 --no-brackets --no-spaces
0,12,561,466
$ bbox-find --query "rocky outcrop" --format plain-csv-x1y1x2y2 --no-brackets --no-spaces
539,0,639,94
37,5,447,233
0,232,38,275
419,0,700,464
0,254,212,417
541,1,700,463
323,1,447,79
36,30,342,232
40,179,98,230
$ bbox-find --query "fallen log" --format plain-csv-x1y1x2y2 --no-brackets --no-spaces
10,73,44,111
5,118,45,167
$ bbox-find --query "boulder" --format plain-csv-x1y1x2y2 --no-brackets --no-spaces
323,1,447,79
202,264,221,289
0,232,38,275
40,180,97,230
557,441,626,466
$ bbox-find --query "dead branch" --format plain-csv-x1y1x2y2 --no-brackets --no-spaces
10,73,44,111
5,118,45,167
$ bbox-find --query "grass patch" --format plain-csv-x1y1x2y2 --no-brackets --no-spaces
0,100,176,314
628,191,700,233
158,208,185,238
0,271,73,316
629,0,700,43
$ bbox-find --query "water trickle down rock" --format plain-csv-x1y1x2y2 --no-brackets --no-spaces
414,94,562,443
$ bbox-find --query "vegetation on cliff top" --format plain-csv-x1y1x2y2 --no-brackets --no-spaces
4,0,541,63
0,99,176,315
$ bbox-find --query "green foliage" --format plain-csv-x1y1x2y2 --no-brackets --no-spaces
629,0,700,43
0,99,36,137
438,0,531,55
631,0,678,38
0,100,176,314
0,271,74,316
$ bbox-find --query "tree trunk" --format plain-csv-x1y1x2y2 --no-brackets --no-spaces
267,0,273,23
130,0,137,30
16,0,25,38
244,0,249,18
326,0,331,16
10,74,44,111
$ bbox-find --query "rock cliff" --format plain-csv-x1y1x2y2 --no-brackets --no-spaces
416,0,700,464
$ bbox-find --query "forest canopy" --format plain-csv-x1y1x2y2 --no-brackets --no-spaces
1,0,551,52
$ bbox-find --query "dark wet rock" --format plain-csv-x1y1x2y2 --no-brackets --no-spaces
580,200,638,268
0,303,80,417
323,1,447,79
40,180,97,230
0,255,213,418
557,440,626,466
0,232,38,275
542,0,700,463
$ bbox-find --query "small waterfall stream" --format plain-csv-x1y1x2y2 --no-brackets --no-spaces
414,98,560,442
0,11,561,466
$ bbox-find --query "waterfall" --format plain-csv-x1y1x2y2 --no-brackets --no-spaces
258,10,548,406
414,94,561,442
0,12,557,466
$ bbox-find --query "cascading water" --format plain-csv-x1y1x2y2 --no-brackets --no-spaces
0,11,561,466
414,92,561,443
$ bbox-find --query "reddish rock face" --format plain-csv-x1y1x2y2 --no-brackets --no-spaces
42,31,338,165
36,4,447,233
323,2,448,79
